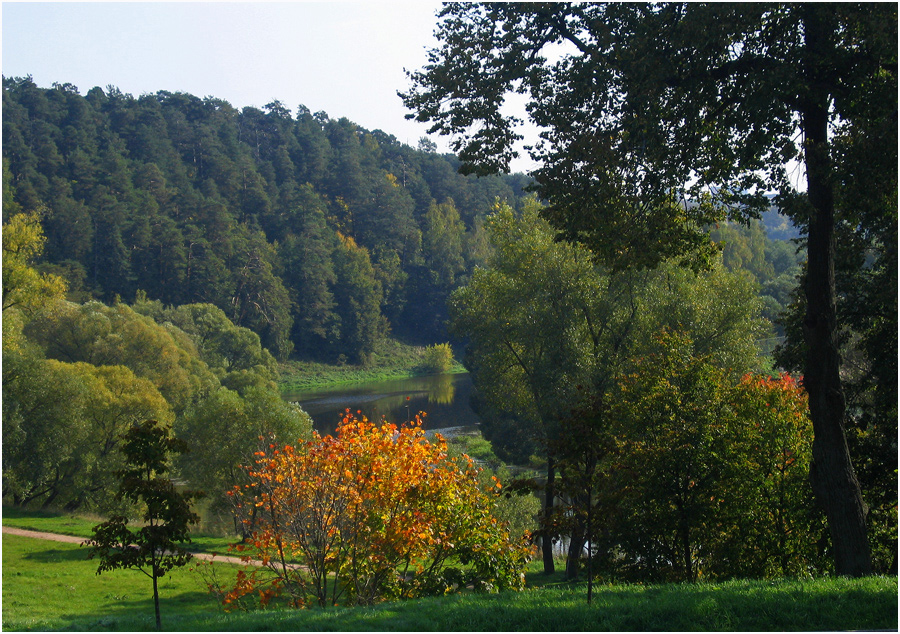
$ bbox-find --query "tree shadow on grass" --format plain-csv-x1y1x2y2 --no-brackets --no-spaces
21,546,91,564
21,589,224,632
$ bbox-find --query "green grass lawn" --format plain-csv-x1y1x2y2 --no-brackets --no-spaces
2,534,230,631
4,507,897,631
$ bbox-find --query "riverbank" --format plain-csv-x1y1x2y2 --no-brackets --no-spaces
278,338,465,392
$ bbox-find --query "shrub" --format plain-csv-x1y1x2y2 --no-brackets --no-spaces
421,343,454,374
223,412,531,608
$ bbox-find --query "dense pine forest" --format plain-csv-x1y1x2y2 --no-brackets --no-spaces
2,75,534,363
2,76,811,364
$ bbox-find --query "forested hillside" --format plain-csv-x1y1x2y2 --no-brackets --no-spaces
2,76,531,363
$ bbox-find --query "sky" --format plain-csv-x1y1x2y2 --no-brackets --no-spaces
2,2,537,173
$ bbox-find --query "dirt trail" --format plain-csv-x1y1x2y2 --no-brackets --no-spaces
2,525,258,567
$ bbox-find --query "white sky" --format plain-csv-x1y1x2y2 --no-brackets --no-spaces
1,1,539,173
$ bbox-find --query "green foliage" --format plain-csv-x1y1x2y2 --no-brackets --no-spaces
450,200,778,580
710,219,804,336
446,433,542,541
86,419,202,629
405,2,896,576
450,199,606,464
451,201,767,465
2,75,532,362
24,300,219,414
3,278,310,526
132,297,279,393
595,331,825,582
331,233,387,365
177,385,313,532
421,342,455,374
2,355,173,513
2,210,67,314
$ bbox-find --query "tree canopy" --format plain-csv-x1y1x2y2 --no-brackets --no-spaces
450,199,769,576
2,76,535,361
404,1,896,577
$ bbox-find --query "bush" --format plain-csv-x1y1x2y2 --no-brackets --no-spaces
224,412,531,609
421,343,454,374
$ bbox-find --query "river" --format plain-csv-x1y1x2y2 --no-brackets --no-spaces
283,372,480,437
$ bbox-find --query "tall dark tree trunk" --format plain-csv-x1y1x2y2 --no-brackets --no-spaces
800,6,872,577
542,459,556,574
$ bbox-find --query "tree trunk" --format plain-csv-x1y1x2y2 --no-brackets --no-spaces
542,459,556,574
566,515,585,580
586,488,593,604
152,564,161,630
800,5,872,577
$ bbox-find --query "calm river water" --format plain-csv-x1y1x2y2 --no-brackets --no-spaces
283,372,480,437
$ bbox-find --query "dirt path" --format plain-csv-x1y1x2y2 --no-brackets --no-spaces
2,525,258,567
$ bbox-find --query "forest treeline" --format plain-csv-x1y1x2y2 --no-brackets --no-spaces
2,75,533,363
2,76,807,363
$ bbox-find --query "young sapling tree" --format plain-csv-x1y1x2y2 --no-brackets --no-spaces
85,419,202,630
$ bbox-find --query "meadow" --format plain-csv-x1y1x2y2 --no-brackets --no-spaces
277,337,465,392
3,508,897,632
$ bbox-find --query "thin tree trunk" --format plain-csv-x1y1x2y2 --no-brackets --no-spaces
542,459,556,574
586,486,593,604
152,563,161,630
800,5,872,577
566,507,585,580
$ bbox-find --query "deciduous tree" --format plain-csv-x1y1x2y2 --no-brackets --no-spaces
86,419,202,630
449,199,765,574
403,2,896,575
2,210,66,313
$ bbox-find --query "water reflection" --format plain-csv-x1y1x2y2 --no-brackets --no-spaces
283,372,479,435
429,372,455,405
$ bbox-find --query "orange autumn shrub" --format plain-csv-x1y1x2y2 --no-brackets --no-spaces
224,411,530,608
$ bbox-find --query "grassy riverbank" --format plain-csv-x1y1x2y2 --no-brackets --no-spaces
3,508,897,631
278,338,465,392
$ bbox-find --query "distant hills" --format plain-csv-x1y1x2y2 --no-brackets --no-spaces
2,76,534,362
2,76,802,363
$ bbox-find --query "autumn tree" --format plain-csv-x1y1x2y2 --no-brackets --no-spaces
402,2,896,576
225,412,529,608
86,419,202,630
726,372,824,577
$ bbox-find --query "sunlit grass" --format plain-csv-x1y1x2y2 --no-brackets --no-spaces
2,534,232,631
278,336,465,392
4,507,897,631
4,531,897,632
